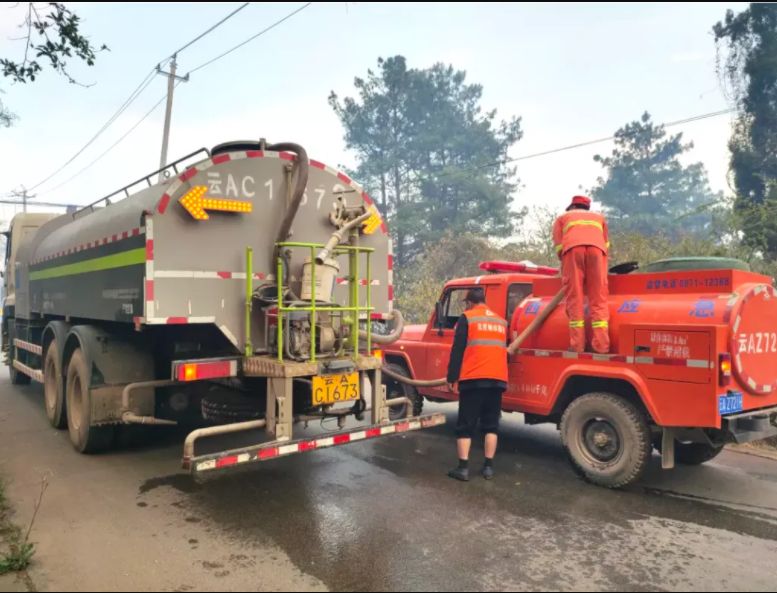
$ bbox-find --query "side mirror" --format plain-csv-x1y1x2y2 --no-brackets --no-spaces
434,302,445,336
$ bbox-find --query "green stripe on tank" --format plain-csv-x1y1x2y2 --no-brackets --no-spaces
30,248,146,281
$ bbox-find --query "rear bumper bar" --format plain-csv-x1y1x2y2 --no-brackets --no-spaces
723,406,777,445
184,413,447,473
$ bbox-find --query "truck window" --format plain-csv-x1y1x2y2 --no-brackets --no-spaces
440,288,473,330
507,283,533,323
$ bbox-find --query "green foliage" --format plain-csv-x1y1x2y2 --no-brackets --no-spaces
714,4,777,257
591,112,721,238
1,3,108,86
330,56,524,269
0,91,16,128
0,479,36,576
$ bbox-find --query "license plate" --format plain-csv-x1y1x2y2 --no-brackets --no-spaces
719,393,744,415
312,373,360,406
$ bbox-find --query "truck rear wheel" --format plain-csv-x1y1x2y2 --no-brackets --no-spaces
66,349,114,454
44,340,67,429
561,392,651,489
383,363,423,421
656,440,724,466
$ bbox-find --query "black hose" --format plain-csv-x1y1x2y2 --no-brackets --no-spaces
267,142,309,274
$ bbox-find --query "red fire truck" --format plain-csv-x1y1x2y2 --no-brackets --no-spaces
382,260,777,488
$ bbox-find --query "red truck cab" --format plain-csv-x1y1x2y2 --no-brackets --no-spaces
383,261,777,488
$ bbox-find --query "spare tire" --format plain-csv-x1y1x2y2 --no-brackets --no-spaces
202,388,265,425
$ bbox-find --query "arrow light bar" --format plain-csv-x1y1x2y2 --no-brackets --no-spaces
180,186,253,220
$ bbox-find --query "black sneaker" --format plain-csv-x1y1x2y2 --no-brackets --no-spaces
481,466,495,481
447,468,470,482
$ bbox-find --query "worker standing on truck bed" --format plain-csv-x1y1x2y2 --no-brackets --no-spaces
553,196,611,354
446,289,509,482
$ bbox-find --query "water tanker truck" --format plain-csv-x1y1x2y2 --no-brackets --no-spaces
382,260,777,488
2,141,445,473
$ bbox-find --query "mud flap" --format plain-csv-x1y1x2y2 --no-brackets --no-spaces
662,428,676,470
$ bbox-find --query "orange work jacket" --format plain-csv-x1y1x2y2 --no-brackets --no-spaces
553,211,610,258
460,306,509,383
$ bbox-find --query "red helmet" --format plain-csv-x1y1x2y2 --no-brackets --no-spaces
567,195,592,211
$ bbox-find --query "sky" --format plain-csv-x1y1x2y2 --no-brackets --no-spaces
0,1,749,228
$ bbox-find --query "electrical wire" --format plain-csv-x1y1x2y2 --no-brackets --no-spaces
36,82,182,197
20,3,255,195
186,2,314,75
25,66,163,193
420,108,737,186
165,2,251,59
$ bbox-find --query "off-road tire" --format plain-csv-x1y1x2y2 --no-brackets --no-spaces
44,339,67,429
561,392,651,489
655,440,724,466
382,363,424,421
66,349,115,454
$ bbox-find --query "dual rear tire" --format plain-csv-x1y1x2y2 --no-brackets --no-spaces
42,342,113,454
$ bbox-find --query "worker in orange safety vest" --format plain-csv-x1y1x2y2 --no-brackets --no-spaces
446,289,509,482
553,196,611,354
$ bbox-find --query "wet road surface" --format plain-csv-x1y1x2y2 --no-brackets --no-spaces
2,372,777,592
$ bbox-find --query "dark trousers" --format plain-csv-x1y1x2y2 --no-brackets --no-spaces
455,388,504,439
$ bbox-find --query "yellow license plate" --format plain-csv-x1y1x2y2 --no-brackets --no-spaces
312,373,360,406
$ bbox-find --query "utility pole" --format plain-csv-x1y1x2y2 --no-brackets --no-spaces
8,187,35,213
156,55,189,179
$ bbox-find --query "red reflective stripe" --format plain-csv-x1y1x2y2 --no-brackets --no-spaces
396,423,411,433
247,150,263,158
334,435,351,445
310,159,326,170
217,272,232,279
167,318,188,325
216,456,239,468
182,168,198,181
388,286,395,301
122,232,129,240
338,172,352,185
133,228,140,237
279,152,295,161
212,154,231,165
298,441,318,452
388,255,394,271
146,280,155,301
258,448,279,460
366,428,382,439
158,194,171,214
146,240,155,261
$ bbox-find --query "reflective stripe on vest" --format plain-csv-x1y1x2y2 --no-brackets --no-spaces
564,220,604,234
569,320,585,328
460,306,509,383
592,321,609,329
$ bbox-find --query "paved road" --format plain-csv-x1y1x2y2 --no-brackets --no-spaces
2,373,777,592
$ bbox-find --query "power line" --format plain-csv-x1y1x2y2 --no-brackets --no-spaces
25,66,163,194
166,3,252,59
421,108,736,186
20,3,255,195
37,82,183,197
187,2,314,75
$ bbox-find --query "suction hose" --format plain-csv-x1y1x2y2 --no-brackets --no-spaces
268,142,309,274
315,210,374,265
361,309,405,346
382,290,565,387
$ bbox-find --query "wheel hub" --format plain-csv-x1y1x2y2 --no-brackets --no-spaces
583,419,620,463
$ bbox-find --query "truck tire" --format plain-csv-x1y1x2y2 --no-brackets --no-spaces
44,339,67,429
383,363,423,421
561,392,651,489
65,349,115,454
202,389,265,425
8,325,31,386
655,441,724,466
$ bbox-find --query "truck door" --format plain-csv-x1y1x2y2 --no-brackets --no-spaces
503,283,539,406
424,286,478,390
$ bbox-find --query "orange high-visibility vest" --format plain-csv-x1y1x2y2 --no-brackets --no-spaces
553,211,610,257
460,305,509,383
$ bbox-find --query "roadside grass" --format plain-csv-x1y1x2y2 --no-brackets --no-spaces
0,478,36,576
